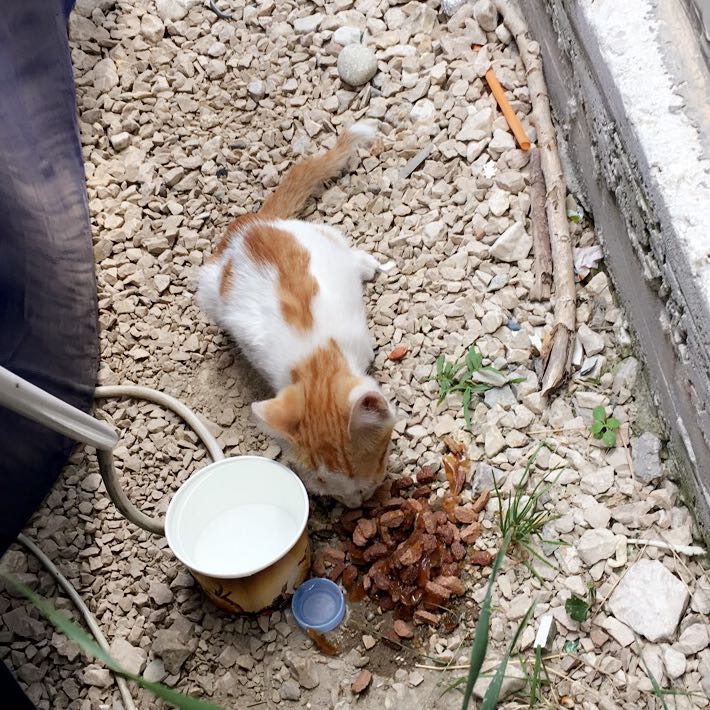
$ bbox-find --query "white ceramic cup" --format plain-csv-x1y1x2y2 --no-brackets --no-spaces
165,456,311,613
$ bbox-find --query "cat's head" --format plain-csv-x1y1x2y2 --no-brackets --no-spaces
251,346,395,507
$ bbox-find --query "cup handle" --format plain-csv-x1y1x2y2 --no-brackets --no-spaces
0,366,164,535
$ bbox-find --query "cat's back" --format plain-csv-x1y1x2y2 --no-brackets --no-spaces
197,218,366,388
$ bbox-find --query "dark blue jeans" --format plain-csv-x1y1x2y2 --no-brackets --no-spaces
0,0,98,705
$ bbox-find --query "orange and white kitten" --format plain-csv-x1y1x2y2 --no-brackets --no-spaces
197,123,395,507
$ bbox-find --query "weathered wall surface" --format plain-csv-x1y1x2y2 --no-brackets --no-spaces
523,0,710,537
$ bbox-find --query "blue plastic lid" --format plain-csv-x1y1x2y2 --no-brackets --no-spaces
291,578,346,633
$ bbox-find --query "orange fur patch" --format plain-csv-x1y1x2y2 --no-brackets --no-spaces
210,213,261,262
285,341,392,483
244,224,319,331
219,258,234,299
259,130,364,220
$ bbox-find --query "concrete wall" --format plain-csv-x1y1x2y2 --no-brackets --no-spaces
523,0,710,539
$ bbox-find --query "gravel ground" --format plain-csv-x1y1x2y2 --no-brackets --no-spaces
1,0,709,709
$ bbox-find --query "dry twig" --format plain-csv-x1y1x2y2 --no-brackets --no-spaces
528,146,552,300
493,0,576,396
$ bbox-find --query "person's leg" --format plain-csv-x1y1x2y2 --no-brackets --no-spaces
0,0,97,705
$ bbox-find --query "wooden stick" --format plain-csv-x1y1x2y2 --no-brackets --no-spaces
493,0,576,396
528,146,552,300
485,68,530,150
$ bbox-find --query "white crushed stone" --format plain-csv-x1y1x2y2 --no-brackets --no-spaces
1,2,707,710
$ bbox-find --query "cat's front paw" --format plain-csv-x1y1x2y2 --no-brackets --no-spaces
377,259,397,274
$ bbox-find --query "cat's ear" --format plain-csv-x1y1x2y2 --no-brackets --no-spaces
251,384,304,440
349,391,394,442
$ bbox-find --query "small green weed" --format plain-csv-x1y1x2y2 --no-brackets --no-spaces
495,444,562,572
590,406,620,447
435,346,523,427
565,584,597,623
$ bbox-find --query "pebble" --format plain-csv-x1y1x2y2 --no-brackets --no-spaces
675,623,709,655
362,635,377,650
577,324,605,355
473,0,499,31
441,0,469,16
82,667,112,688
285,652,319,689
143,659,167,683
236,654,255,671
576,529,617,566
484,425,506,457
337,44,378,86
333,26,362,45
474,659,525,699
640,645,665,686
408,670,425,686
149,580,175,605
109,132,130,151
601,616,635,647
582,501,611,528
294,14,323,34
489,222,532,262
280,679,301,701
632,432,664,484
247,80,266,101
609,560,690,642
153,628,194,675
80,473,102,492
92,58,118,93
457,109,494,142
662,645,687,678
140,14,164,43
580,466,614,496
155,0,190,22
109,638,147,675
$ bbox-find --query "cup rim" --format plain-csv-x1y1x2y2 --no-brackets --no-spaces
165,455,309,579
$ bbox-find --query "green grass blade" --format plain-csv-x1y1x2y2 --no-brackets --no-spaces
2,574,116,668
134,679,225,709
460,530,513,710
462,387,472,427
529,646,543,707
466,348,483,371
440,675,469,696
479,603,535,710
2,574,225,710
635,643,669,710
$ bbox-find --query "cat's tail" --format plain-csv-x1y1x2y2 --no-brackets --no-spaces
258,121,376,220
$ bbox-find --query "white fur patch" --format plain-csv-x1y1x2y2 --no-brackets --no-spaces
348,120,377,145
298,463,383,508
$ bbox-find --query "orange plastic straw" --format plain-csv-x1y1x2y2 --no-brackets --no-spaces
472,45,531,151
485,68,531,151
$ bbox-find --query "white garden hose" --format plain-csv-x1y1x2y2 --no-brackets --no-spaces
0,367,225,709
94,385,225,534
16,533,138,710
